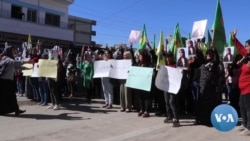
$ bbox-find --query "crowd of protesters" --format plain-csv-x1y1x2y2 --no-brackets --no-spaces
0,29,250,136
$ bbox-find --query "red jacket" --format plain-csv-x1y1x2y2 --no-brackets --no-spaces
233,37,250,95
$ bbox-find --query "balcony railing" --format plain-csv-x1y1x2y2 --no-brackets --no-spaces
0,9,69,29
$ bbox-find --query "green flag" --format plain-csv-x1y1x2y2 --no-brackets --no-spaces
156,31,165,69
170,23,183,61
206,29,212,50
228,33,239,56
137,24,148,52
228,33,234,47
152,34,156,51
211,0,226,55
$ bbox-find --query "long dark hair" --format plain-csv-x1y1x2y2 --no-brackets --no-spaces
179,48,186,58
245,39,250,46
138,49,151,67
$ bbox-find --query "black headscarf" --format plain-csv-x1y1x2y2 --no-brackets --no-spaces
3,46,14,59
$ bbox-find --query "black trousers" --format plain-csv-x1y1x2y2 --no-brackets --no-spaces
138,90,152,112
239,94,250,130
0,78,19,114
164,92,179,120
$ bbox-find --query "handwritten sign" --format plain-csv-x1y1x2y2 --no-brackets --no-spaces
109,60,132,79
38,59,58,78
22,64,33,76
155,65,183,94
93,60,132,79
93,60,113,78
125,66,153,92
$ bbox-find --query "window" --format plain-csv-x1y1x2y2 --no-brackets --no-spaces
11,5,23,20
27,9,37,22
45,13,60,27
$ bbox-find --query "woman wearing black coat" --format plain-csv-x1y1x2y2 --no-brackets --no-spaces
0,46,33,115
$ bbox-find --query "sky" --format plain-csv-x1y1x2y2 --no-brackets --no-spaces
69,0,250,47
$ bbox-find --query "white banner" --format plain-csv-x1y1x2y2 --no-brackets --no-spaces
191,19,207,39
155,65,183,94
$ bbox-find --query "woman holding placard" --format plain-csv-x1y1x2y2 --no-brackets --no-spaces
0,46,33,115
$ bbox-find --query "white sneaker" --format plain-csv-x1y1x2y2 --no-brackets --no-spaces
53,105,59,110
47,105,54,109
235,125,246,132
239,129,250,136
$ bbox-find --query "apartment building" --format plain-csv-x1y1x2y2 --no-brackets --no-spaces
0,0,96,49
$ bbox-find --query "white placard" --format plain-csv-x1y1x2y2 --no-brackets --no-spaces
155,65,183,94
223,47,234,63
191,19,207,39
93,60,113,78
128,30,141,43
176,48,188,69
31,63,40,77
109,60,132,79
93,60,132,79
48,49,58,60
22,47,27,59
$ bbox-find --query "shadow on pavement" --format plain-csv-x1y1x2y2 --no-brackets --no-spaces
2,113,87,120
2,97,120,120
59,98,119,114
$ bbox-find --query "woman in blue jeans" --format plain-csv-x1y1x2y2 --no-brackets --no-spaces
100,50,114,109
38,77,49,106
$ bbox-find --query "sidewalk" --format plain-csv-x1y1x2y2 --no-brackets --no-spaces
0,96,248,141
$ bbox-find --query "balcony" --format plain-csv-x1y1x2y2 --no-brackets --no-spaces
91,31,96,36
0,9,69,29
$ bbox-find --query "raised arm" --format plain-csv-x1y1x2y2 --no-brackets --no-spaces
232,29,248,56
129,43,137,66
146,42,157,67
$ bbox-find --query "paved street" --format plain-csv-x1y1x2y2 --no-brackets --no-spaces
0,96,249,141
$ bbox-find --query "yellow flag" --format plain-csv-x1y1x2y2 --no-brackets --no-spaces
27,33,32,49
156,31,165,69
137,24,147,52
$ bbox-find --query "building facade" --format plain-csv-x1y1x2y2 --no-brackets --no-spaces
0,0,96,49
68,15,96,47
